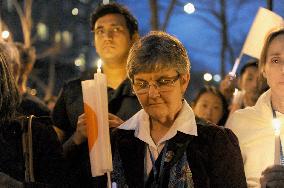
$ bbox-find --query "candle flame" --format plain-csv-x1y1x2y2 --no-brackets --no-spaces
273,118,281,136
233,88,239,96
97,59,102,69
97,59,102,73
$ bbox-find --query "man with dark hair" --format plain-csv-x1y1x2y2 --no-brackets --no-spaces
52,3,141,187
220,59,268,114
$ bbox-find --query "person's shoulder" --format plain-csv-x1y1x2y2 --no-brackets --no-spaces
63,78,82,89
195,117,239,145
20,93,50,116
60,78,83,97
226,106,258,130
196,117,223,133
111,128,135,140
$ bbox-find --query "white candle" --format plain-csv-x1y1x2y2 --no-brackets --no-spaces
229,57,241,77
82,58,113,179
94,59,113,175
273,118,281,165
97,59,102,73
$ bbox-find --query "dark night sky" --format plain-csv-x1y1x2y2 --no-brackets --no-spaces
1,0,284,98
118,0,284,75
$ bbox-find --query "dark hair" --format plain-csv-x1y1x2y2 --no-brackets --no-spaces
239,59,258,77
193,85,228,126
127,31,190,81
0,52,20,125
90,3,138,38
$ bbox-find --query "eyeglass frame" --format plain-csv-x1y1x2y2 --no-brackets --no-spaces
132,73,180,95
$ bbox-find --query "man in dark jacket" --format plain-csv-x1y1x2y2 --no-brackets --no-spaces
52,3,141,187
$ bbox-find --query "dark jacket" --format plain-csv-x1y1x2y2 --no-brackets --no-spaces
94,118,247,188
52,77,141,188
0,117,66,187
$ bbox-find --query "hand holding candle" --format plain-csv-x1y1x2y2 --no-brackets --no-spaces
81,59,113,181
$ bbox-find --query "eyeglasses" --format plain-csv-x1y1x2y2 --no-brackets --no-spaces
133,74,180,95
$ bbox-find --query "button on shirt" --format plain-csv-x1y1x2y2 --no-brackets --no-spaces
118,101,198,178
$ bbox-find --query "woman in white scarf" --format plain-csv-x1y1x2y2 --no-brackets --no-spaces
226,26,284,188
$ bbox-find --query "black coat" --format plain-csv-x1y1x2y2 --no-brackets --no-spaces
95,118,247,188
0,117,66,187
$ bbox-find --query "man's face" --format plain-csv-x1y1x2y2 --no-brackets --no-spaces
93,13,133,63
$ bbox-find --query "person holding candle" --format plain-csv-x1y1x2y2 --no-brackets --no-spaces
219,59,267,114
52,3,141,188
96,31,246,187
226,26,284,187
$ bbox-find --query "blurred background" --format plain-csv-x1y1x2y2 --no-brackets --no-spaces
1,0,283,101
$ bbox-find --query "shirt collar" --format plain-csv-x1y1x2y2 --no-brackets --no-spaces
118,100,198,147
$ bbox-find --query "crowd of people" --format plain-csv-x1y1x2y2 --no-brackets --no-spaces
0,2,284,188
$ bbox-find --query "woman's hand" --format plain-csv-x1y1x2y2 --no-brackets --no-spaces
260,165,284,188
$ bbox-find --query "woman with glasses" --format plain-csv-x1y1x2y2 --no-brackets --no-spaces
92,31,247,188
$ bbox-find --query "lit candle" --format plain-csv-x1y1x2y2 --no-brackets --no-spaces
273,118,281,165
82,58,112,187
97,59,102,73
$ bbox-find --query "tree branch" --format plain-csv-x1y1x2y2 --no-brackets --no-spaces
161,0,177,31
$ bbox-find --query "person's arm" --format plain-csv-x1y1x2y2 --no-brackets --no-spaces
219,74,237,104
33,120,68,187
62,112,123,158
62,113,87,158
209,128,247,187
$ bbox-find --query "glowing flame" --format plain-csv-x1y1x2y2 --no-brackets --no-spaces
273,118,281,136
97,59,102,73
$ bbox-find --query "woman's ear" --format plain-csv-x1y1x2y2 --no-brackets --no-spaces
180,73,190,94
262,69,267,79
131,32,140,43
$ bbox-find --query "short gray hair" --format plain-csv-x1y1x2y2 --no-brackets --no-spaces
127,31,190,81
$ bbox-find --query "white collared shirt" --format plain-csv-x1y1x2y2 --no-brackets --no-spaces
118,100,198,177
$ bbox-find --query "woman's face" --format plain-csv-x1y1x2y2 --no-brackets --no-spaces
193,92,224,125
132,68,189,125
263,34,284,98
